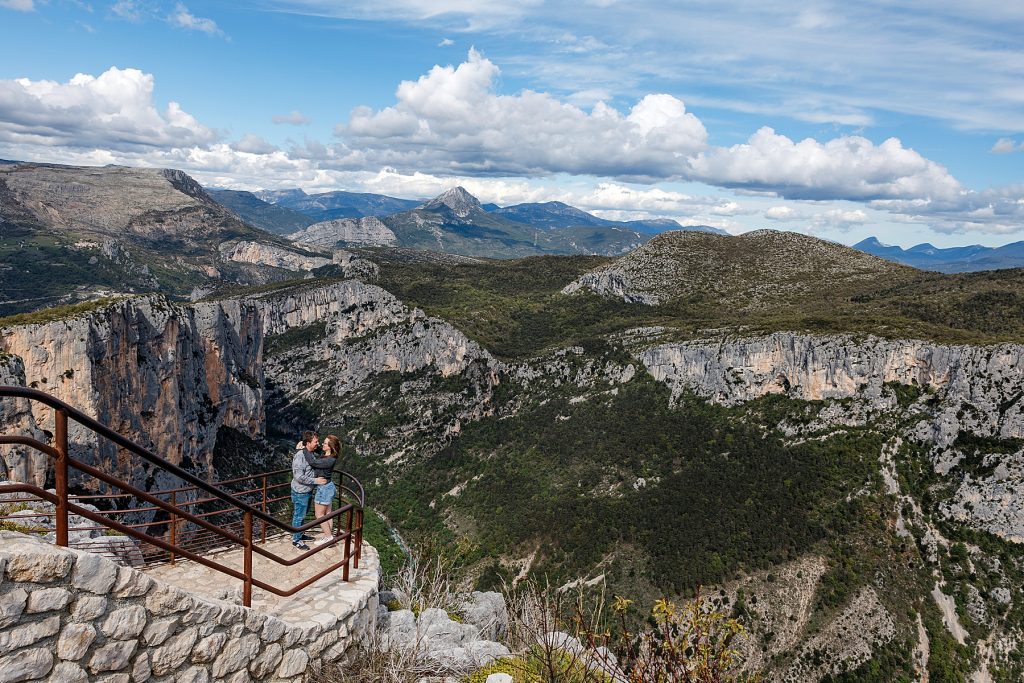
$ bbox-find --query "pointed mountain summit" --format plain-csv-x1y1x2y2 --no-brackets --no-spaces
419,187,482,218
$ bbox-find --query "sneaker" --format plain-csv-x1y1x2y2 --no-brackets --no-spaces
313,537,332,547
292,540,310,551
299,534,314,541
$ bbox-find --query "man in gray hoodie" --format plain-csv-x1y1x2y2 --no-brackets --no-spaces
291,431,327,550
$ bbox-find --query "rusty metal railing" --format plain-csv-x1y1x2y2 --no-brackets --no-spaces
0,386,365,607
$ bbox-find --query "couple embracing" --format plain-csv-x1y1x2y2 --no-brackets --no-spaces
290,431,341,551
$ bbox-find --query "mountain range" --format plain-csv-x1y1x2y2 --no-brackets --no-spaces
854,236,1024,272
0,161,316,316
247,185,725,257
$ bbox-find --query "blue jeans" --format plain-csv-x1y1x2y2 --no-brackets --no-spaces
291,489,311,541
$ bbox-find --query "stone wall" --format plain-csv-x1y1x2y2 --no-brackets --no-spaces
0,532,378,683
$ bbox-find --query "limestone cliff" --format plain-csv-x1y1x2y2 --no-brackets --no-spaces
639,332,1024,446
255,280,500,453
0,296,266,491
0,278,497,489
220,241,332,272
0,354,47,485
639,331,1024,544
288,217,398,248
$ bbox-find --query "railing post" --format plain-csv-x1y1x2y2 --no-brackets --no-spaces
54,409,68,547
343,508,352,582
354,508,363,569
260,475,267,544
168,490,177,565
243,511,253,608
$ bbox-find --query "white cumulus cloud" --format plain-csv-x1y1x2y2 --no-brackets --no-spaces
991,138,1020,154
691,127,962,201
764,206,805,221
810,208,868,230
230,134,278,155
339,49,707,179
0,67,217,151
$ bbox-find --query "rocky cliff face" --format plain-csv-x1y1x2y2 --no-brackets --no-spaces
0,296,266,491
639,332,1024,446
0,354,47,486
639,330,1024,546
221,241,332,272
0,276,497,489
256,280,501,454
288,217,398,248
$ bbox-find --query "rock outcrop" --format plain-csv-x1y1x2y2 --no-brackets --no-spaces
259,280,501,453
288,217,398,248
0,296,267,491
640,332,1024,446
638,330,1024,543
377,590,511,675
0,354,47,486
782,587,896,682
221,241,332,272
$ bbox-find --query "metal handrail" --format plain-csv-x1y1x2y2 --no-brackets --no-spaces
0,385,365,606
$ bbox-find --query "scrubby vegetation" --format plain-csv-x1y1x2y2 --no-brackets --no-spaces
351,376,894,594
373,251,1024,358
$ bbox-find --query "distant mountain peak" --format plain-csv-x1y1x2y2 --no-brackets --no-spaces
420,187,482,217
855,236,891,248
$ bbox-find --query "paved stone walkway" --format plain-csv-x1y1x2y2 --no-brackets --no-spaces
144,534,379,628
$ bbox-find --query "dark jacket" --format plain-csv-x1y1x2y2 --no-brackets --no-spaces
304,452,337,480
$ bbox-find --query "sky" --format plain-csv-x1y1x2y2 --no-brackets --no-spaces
1,1,1023,248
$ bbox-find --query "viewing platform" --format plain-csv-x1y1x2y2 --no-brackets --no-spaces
0,385,379,681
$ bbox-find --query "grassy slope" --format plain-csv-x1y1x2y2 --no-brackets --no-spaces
375,253,1024,359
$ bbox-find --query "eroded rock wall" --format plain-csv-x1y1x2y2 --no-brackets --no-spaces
641,332,1024,446
0,297,266,491
0,354,47,486
0,279,499,488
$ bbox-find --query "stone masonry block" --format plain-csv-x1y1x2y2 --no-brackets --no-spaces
0,615,60,655
0,588,28,629
101,605,148,640
26,587,72,613
57,623,97,661
72,551,118,594
0,647,54,683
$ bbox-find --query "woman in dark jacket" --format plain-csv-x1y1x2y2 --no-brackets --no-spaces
306,434,341,545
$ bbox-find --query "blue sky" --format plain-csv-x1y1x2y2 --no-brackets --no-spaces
1,1,1023,247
